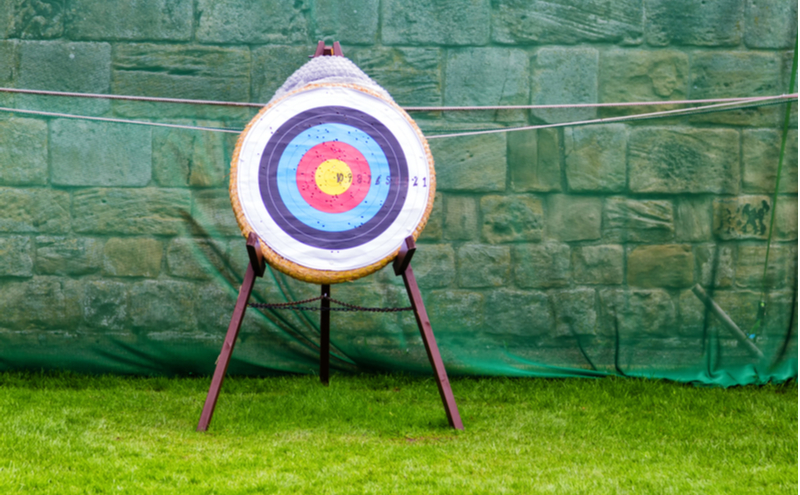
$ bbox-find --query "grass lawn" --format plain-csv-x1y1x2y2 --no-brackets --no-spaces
0,372,795,494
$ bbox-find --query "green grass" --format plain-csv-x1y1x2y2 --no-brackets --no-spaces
0,372,795,494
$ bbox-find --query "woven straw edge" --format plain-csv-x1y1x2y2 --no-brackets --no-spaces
229,82,436,285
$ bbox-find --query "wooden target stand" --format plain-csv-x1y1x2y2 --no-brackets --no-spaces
196,233,463,431
197,42,463,432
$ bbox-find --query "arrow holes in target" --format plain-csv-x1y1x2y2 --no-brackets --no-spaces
258,106,410,250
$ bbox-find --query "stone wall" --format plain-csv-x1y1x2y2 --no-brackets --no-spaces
0,0,796,378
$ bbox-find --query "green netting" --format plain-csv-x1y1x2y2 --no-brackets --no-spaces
0,35,797,387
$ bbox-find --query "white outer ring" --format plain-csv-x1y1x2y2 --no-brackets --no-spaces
237,86,431,272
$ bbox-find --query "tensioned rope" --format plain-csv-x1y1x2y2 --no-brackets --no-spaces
0,94,795,137
0,106,243,133
425,95,796,139
0,86,788,111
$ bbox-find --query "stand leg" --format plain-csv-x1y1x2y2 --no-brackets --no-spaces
197,262,258,432
402,266,464,430
320,284,331,385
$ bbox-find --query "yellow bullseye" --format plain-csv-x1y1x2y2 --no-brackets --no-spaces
315,159,353,196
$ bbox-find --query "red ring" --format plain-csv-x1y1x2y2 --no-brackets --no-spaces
296,141,371,213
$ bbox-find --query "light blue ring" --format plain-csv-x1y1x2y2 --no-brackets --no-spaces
276,123,391,232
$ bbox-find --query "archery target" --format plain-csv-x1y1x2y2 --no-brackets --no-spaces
231,83,435,284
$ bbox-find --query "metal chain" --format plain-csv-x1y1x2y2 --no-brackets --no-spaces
248,295,412,313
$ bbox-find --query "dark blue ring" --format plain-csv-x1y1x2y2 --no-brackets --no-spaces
258,106,408,250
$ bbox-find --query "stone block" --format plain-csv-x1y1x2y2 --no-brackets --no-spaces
689,52,782,126
0,118,47,186
72,188,191,235
407,244,455,289
0,4,9,39
251,46,312,104
763,290,798,337
347,47,443,107
80,280,129,330
444,195,478,241
313,0,379,44
508,129,561,192
681,289,765,343
774,198,797,241
675,197,712,242
103,237,163,278
481,195,543,243
17,41,111,116
0,277,80,330
485,289,553,338
603,198,674,243
735,244,793,289
418,192,443,242
445,48,529,122
645,0,743,46
692,51,783,97
431,133,506,192
564,124,626,192
745,0,798,48
167,238,234,280
456,244,510,288
713,196,771,240
694,243,735,288
382,0,490,46
599,288,677,337
742,129,798,194
689,289,763,341
129,279,198,331
599,50,689,114
627,244,694,288
67,0,192,41
0,41,15,86
427,289,485,336
193,283,240,335
572,245,624,285
191,190,240,237
50,120,151,187
629,127,739,193
0,188,70,234
35,236,103,276
492,0,643,45
112,44,250,113
545,195,602,242
532,47,598,123
322,283,397,341
196,0,309,44
7,1,64,39
0,236,32,277
513,243,570,289
677,289,706,336
552,288,597,337
152,126,226,187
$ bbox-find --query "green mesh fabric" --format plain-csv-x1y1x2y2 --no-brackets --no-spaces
0,11,796,387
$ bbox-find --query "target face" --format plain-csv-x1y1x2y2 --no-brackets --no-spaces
232,84,435,283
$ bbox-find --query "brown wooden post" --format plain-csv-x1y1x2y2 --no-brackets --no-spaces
320,284,331,385
394,237,464,430
197,233,264,432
